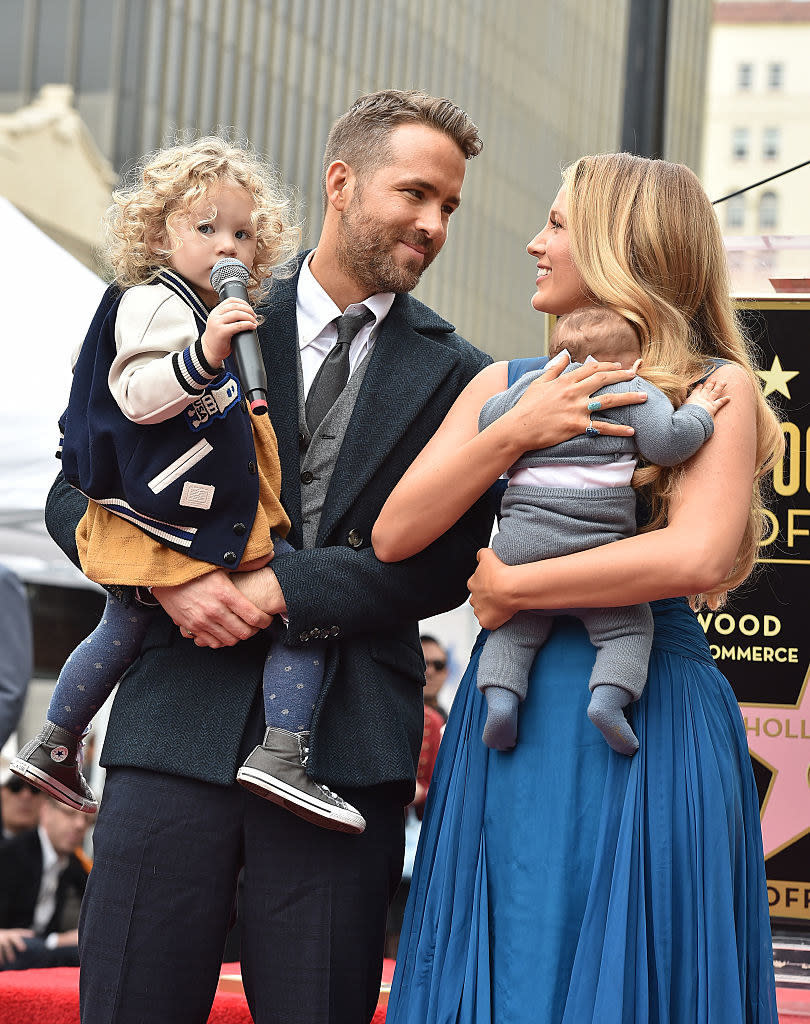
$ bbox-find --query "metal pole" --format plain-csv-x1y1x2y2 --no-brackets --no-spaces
621,0,670,157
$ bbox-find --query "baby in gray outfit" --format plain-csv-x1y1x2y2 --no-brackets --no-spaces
477,308,726,755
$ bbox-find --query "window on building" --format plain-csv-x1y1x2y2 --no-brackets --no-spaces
737,62,753,90
767,62,783,90
759,191,778,231
762,127,780,161
726,194,745,231
732,127,749,160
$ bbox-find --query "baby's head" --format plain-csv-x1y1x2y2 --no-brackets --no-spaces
105,135,300,304
549,307,641,368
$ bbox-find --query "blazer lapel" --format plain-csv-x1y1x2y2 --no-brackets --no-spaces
317,294,461,544
257,270,304,546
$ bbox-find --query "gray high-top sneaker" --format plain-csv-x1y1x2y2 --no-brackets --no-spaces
237,727,366,834
10,721,97,813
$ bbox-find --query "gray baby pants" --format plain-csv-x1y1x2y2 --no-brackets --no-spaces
476,485,653,702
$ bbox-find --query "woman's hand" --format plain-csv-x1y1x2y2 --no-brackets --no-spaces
506,358,646,451
468,548,517,630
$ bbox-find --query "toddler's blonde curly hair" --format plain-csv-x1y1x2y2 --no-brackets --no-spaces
105,135,300,304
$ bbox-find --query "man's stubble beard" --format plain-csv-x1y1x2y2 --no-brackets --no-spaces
336,196,438,295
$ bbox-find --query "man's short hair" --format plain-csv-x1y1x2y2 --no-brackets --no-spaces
321,89,482,208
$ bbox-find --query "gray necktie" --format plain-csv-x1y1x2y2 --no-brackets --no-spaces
305,307,374,434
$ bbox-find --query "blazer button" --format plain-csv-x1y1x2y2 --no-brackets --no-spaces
347,529,363,549
298,431,309,450
299,632,309,643
301,470,314,484
233,522,247,536
328,625,340,637
223,551,237,565
309,627,322,639
248,461,257,475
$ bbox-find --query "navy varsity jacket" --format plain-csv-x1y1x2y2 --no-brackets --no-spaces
59,271,261,569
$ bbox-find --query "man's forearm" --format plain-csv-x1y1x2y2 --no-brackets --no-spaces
272,490,497,643
45,472,135,606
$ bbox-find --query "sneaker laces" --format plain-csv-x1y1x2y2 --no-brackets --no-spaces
298,735,352,810
313,781,352,809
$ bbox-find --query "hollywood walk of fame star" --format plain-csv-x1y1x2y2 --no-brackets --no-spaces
756,355,799,399
740,670,810,859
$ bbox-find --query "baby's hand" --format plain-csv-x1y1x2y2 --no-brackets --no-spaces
201,297,258,367
685,377,730,419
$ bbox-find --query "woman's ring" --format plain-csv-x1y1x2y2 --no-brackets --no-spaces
587,399,601,412
585,420,601,438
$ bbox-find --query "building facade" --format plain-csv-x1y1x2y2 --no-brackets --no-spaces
702,1,810,238
1,0,711,358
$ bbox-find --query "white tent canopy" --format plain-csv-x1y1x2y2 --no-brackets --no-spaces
0,196,106,586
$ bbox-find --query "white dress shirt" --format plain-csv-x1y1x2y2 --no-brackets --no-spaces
33,825,68,936
296,252,395,397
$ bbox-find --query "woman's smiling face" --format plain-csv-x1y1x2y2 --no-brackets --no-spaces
526,187,591,316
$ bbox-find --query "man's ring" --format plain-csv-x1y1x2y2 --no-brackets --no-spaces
585,420,601,438
185,630,196,639
587,399,602,412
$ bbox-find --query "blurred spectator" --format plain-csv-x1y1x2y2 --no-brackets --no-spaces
0,564,33,840
385,636,451,958
420,634,450,722
1,762,45,839
0,565,32,750
0,798,92,970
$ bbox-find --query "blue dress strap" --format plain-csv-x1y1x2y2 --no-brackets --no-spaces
508,355,548,388
695,356,731,385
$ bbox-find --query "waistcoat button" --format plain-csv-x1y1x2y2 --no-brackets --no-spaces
301,470,314,484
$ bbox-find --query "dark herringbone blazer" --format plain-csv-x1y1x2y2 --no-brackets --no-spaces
45,257,495,802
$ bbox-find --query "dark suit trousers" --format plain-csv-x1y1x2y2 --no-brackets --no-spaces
78,760,405,1024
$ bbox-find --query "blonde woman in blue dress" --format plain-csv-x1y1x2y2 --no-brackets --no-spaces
374,152,781,1023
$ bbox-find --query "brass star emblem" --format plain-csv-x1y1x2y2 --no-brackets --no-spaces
756,355,799,398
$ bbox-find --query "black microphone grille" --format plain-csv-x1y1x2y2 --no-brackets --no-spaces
210,257,250,292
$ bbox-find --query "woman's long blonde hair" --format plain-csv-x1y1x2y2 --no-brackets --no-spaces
105,135,300,304
563,152,782,608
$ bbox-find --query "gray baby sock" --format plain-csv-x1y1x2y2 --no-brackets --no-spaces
482,686,520,751
587,684,639,756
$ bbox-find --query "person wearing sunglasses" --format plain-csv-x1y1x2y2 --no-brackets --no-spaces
1,765,44,840
420,634,450,724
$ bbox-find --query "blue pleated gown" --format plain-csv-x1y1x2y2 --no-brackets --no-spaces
387,599,778,1024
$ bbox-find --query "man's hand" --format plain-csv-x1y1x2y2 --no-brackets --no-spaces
152,569,272,648
230,566,288,618
0,927,32,965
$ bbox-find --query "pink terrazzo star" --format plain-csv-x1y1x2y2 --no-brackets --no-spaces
740,672,810,859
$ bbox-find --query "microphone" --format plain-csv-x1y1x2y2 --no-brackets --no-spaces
209,258,268,415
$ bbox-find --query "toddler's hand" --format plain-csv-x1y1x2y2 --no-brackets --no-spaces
685,377,730,419
201,297,258,367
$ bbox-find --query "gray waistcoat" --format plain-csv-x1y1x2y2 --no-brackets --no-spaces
297,348,373,550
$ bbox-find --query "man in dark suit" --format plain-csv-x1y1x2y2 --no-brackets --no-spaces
45,90,495,1023
0,798,91,969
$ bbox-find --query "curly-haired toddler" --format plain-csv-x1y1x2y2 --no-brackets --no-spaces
11,137,365,834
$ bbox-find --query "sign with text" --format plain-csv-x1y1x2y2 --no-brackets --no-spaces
706,300,810,923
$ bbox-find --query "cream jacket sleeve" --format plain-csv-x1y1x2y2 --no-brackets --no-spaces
107,284,220,424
